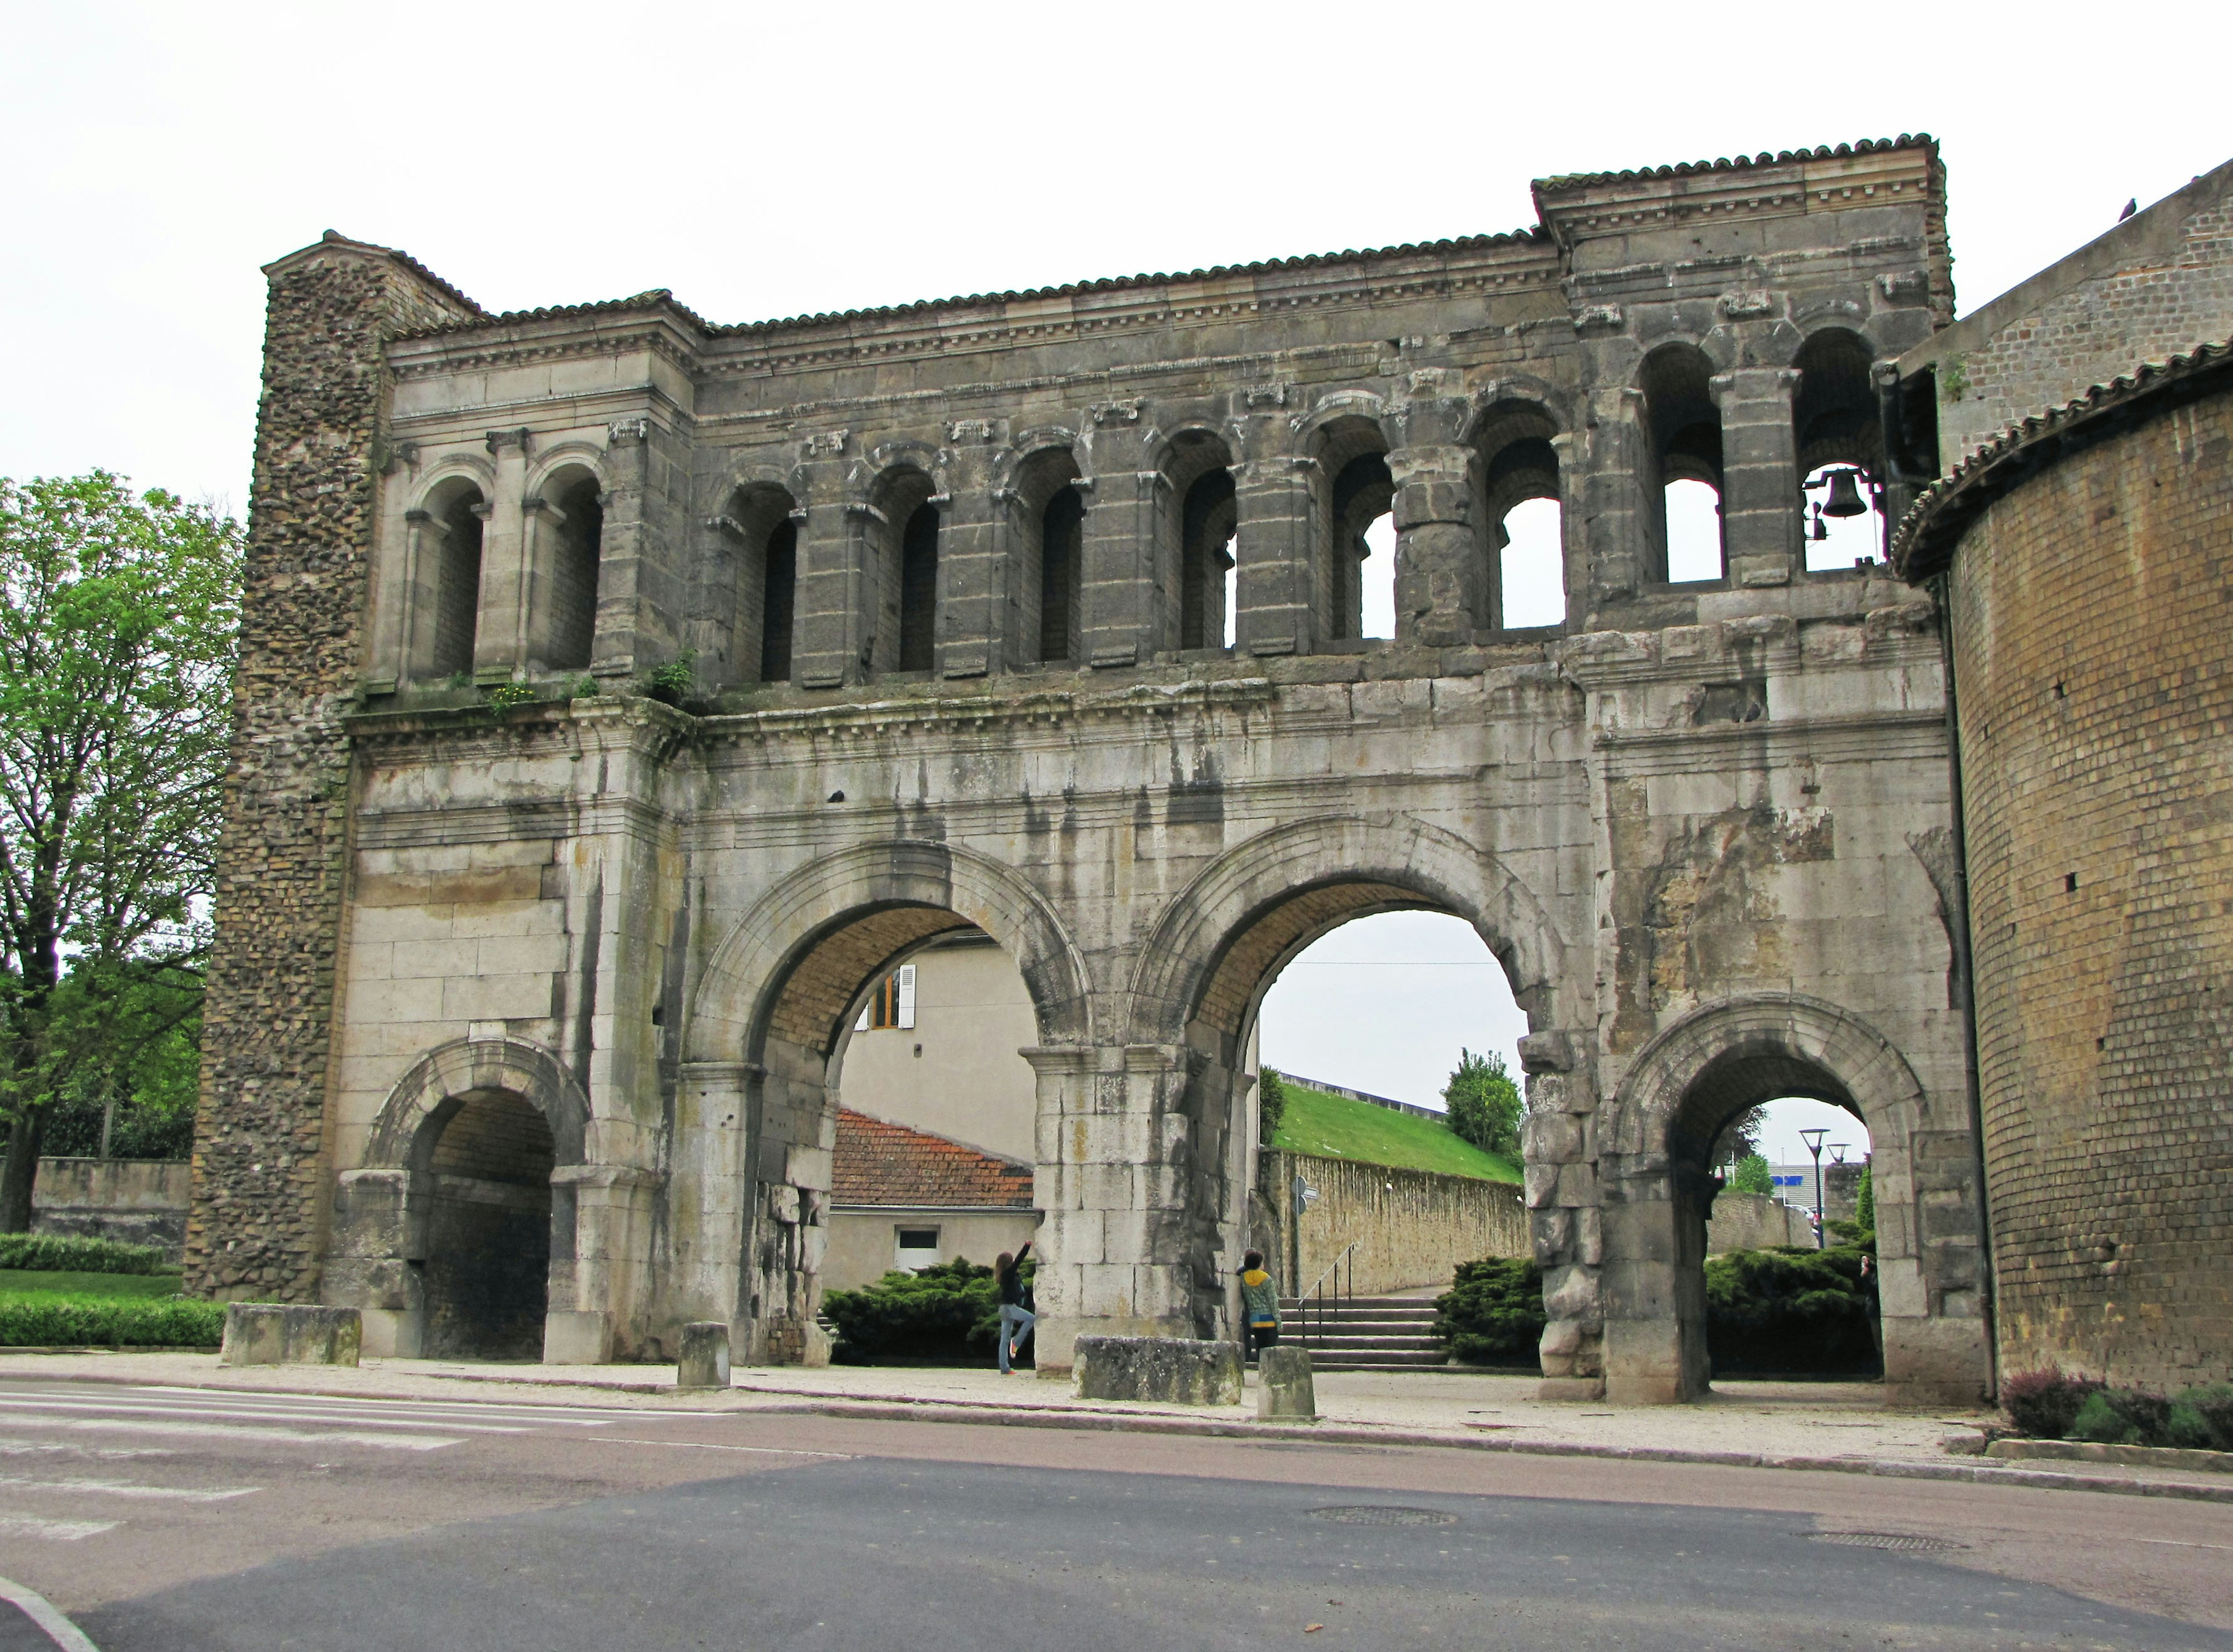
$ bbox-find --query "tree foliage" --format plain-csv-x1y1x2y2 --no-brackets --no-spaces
1442,1047,1522,1157
1728,1153,1775,1196
1257,1068,1287,1141
0,472,240,1228
1854,1163,1875,1230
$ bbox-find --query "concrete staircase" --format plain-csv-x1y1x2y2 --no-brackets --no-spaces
1279,1294,1448,1370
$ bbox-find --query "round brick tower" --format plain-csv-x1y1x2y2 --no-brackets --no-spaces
1897,342,2233,1389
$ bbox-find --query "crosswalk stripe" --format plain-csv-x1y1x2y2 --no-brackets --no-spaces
0,1398,531,1434
130,1386,641,1423
0,1415,459,1451
0,1474,257,1503
0,1513,117,1542
0,1438,172,1460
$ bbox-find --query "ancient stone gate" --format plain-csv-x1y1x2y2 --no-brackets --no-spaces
192,135,1991,1403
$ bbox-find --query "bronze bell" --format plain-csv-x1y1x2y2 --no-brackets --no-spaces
1822,468,1868,518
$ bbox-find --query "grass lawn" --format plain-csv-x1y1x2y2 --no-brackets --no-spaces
0,1270,188,1301
1270,1083,1520,1182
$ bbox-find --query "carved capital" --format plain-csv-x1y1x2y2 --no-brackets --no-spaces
945,418,999,444
606,416,651,444
1241,381,1290,410
1572,303,1623,331
1089,399,1143,427
1717,290,1775,320
484,427,532,455
800,429,849,458
1877,270,1930,304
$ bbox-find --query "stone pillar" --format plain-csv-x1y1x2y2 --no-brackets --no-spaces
934,422,1005,679
1231,396,1317,657
588,415,654,680
386,508,443,688
547,1163,662,1364
1710,368,1802,588
1387,379,1481,646
475,427,532,682
1579,387,1651,605
1078,403,1169,668
1550,431,1587,626
664,1059,754,1344
1517,1030,1608,1400
187,234,478,1304
1025,1045,1195,1376
787,433,862,689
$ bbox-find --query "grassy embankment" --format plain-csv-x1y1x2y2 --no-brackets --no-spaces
1268,1082,1520,1182
0,1234,223,1347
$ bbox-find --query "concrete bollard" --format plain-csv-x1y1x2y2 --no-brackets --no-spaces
1073,1336,1243,1405
220,1304,362,1367
1255,1345,1317,1421
677,1321,732,1390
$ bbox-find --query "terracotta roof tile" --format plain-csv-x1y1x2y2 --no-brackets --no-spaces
832,1108,1035,1209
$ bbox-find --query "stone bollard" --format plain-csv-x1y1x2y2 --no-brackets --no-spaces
1255,1345,1317,1421
676,1321,732,1391
220,1304,361,1367
1073,1336,1242,1405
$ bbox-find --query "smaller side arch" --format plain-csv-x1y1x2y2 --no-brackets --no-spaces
410,452,497,511
523,443,611,505
363,1035,590,1170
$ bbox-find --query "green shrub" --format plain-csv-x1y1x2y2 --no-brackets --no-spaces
2173,1383,2233,1451
2000,1369,2233,1448
1728,1153,1774,1196
822,1258,1018,1364
0,1233,171,1275
2001,1367,2104,1438
1443,1049,1522,1158
1854,1165,1875,1231
0,1296,222,1348
1434,1257,1545,1366
2069,1388,2174,1446
1704,1245,1878,1375
1257,1069,1287,1141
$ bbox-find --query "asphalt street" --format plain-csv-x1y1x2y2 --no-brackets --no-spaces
2,1378,2230,1650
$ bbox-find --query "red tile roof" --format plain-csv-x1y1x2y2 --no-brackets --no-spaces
832,1108,1035,1209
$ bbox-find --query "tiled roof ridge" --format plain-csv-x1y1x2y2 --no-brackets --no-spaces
1892,336,2233,577
389,227,1549,345
1534,134,1937,194
308,231,487,320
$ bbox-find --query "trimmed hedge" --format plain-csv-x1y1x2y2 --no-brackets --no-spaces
2004,1369,2233,1451
0,1296,223,1348
822,1258,1025,1365
1435,1258,1546,1366
1705,1245,1879,1375
0,1233,172,1275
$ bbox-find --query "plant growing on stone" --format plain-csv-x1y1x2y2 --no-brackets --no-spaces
1442,1047,1522,1157
0,472,239,1230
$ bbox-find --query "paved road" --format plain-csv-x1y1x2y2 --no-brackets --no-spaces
2,1378,2230,1650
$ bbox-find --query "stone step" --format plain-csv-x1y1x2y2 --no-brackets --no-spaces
1298,1350,1453,1369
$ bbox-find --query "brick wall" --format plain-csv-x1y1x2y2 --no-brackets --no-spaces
187,238,477,1300
1947,386,2233,1388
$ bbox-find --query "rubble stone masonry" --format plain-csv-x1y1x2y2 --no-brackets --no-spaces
187,237,478,1298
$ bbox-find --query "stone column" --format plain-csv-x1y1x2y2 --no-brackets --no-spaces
1710,368,1802,588
1231,392,1317,656
1025,1045,1196,1375
664,1059,755,1346
547,1164,663,1364
934,422,1005,679
518,494,566,672
787,433,864,688
1550,431,1587,626
1077,402,1169,668
1387,376,1481,645
1516,1030,1607,1400
385,508,441,688
475,427,532,682
1579,387,1651,605
588,415,653,680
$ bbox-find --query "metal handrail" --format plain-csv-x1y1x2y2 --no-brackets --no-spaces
1294,1240,1358,1346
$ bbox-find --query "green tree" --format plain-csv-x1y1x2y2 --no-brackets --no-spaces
1256,1068,1287,1142
1443,1047,1522,1157
0,473,240,1229
1729,1152,1775,1196
1854,1163,1874,1229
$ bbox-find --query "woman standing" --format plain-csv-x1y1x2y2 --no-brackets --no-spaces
994,1242,1035,1374
1238,1250,1280,1361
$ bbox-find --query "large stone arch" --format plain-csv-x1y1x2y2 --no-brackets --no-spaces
1125,813,1577,1050
676,839,1091,1364
1590,992,1980,1405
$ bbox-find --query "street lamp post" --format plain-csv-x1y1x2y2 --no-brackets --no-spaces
1800,1128,1828,1249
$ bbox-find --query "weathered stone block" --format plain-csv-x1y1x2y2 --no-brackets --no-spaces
220,1304,362,1367
1073,1335,1242,1405
677,1321,732,1390
543,1310,613,1364
1255,1346,1317,1421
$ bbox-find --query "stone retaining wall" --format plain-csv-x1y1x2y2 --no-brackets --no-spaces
1257,1150,1528,1298
32,1158,191,1256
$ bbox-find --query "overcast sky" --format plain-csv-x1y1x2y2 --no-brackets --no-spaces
4,5,2220,1166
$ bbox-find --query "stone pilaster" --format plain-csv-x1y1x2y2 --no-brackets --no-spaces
475,426,532,680
1710,367,1802,587
1077,403,1169,668
788,433,862,688
1580,386,1650,604
588,416,655,679
188,234,479,1301
1231,395,1317,656
1388,377,1482,646
933,423,1005,679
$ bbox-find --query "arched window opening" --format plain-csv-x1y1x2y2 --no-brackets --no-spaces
899,504,940,672
866,466,937,676
1040,487,1083,663
420,1089,554,1360
1673,1065,1880,1392
1180,467,1236,652
545,472,603,670
1476,411,1565,629
1792,329,1889,573
1639,345,1725,584
760,520,797,682
423,481,484,680
1329,451,1394,642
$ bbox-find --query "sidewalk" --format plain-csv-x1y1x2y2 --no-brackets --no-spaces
2,1348,2225,1503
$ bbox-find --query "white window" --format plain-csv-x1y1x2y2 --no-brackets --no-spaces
896,1225,941,1270
854,964,918,1032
